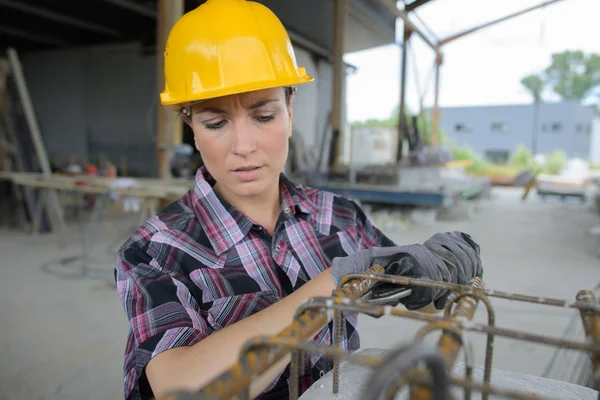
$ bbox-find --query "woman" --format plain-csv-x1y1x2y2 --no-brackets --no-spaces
114,1,484,399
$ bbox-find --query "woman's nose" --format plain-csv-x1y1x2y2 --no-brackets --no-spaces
231,119,257,156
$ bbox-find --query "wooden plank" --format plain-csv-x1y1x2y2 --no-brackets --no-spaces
6,48,66,233
0,171,191,199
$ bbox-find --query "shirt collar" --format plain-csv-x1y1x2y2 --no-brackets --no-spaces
190,167,316,256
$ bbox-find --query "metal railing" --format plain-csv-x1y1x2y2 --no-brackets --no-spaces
159,265,600,400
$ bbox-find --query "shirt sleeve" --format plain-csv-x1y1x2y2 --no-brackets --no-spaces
350,200,398,248
115,240,210,398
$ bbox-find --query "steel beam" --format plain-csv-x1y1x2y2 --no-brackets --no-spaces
378,0,441,56
102,0,157,18
405,0,434,12
0,26,67,46
439,0,567,47
0,0,121,38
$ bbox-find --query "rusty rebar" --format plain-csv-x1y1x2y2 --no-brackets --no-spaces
160,270,600,400
161,265,384,400
576,289,600,392
444,289,496,400
272,295,600,355
332,306,345,394
414,321,474,400
409,277,483,400
363,342,450,400
339,273,600,313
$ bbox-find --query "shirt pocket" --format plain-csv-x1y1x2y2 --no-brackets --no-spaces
207,290,280,331
334,225,364,255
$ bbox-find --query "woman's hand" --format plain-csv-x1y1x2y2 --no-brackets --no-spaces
329,231,483,310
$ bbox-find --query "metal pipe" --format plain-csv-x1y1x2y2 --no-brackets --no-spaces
162,265,385,400
576,290,600,392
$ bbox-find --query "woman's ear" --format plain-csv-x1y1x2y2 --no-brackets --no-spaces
288,109,294,138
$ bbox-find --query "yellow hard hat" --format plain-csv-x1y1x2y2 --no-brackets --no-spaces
160,0,314,106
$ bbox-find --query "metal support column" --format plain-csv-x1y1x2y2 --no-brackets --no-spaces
396,27,411,163
431,53,443,147
156,0,184,179
328,0,348,171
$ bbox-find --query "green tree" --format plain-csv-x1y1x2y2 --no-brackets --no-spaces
543,149,567,175
543,50,600,102
521,74,546,103
510,144,533,167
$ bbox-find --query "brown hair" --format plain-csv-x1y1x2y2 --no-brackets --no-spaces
179,86,296,124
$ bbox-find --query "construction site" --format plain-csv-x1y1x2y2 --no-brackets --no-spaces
0,0,599,399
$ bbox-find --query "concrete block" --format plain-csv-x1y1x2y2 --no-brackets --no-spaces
299,348,598,400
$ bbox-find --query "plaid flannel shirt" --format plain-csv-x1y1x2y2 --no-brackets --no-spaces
115,167,394,399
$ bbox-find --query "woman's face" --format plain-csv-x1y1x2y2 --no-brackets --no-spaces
189,87,293,200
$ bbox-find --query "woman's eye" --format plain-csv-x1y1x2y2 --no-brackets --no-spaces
204,120,226,130
255,114,276,123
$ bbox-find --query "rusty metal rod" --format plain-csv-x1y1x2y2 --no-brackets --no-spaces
445,290,497,400
284,297,600,354
160,269,600,399
363,342,450,400
190,336,550,400
414,321,474,400
576,289,600,392
161,265,385,400
409,277,483,400
338,272,600,313
249,337,564,400
168,334,560,400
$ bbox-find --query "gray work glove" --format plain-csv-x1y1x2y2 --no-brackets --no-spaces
330,232,483,310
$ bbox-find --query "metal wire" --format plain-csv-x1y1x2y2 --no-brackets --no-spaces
160,268,600,400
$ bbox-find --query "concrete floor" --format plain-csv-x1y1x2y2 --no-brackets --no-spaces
0,187,598,399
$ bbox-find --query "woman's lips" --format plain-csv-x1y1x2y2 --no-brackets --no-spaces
233,165,263,181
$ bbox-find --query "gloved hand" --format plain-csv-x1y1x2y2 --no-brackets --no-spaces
329,232,483,310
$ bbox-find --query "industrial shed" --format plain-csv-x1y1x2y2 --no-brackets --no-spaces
0,0,398,177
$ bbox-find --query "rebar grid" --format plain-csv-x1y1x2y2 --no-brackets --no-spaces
160,267,600,400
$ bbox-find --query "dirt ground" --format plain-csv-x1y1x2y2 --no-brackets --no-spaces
0,187,598,399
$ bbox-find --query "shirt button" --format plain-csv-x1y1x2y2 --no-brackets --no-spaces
283,207,291,214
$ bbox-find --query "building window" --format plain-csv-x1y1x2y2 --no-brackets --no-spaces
485,150,510,164
576,123,583,133
550,122,562,132
491,122,506,133
454,123,470,133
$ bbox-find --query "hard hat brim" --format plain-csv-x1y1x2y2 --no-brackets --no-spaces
160,74,314,106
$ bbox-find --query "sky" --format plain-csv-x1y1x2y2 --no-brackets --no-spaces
344,0,600,123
